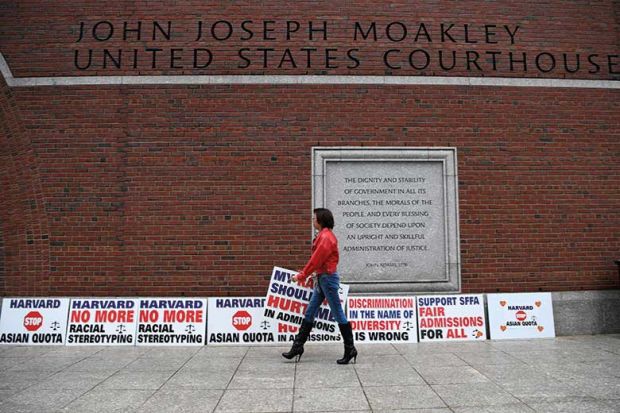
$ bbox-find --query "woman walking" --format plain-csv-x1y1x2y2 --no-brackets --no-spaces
282,208,358,364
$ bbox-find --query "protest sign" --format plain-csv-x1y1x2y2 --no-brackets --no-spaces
417,294,486,342
136,298,206,346
263,267,349,337
0,298,69,345
348,296,417,343
66,298,138,345
207,297,276,345
488,293,555,339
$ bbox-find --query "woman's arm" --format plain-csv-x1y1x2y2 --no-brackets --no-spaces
294,234,334,283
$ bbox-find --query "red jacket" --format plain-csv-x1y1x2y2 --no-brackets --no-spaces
297,228,339,282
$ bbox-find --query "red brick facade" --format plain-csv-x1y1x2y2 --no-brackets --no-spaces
0,2,618,296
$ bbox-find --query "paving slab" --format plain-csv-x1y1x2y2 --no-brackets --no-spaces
0,389,84,413
431,382,522,408
199,346,249,358
455,350,525,367
565,376,620,400
141,347,202,358
135,389,223,413
65,354,140,372
245,345,292,359
98,370,175,390
6,355,86,372
215,388,293,413
175,354,242,373
27,370,114,390
0,358,30,372
355,363,426,387
415,365,491,385
371,409,451,413
293,386,370,412
123,355,191,372
0,390,18,403
353,343,400,356
295,363,359,388
0,347,54,358
452,403,536,413
499,381,591,403
526,399,620,413
60,388,154,412
0,370,55,390
543,359,620,380
163,368,234,390
403,352,469,368
473,363,554,385
363,385,447,410
228,365,295,389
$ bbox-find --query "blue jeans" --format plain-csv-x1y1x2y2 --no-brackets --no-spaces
304,273,348,324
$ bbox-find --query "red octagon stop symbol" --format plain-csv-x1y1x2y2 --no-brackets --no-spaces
232,310,252,331
24,311,43,332
515,310,527,322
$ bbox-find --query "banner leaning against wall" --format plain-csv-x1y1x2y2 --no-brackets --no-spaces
66,298,138,346
487,293,555,339
0,298,70,345
207,297,276,346
347,296,418,343
136,298,207,346
417,294,487,342
263,267,349,339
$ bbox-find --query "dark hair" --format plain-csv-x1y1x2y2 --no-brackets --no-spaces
314,208,335,229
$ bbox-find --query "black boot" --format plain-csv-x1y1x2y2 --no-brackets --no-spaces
282,320,313,362
337,322,358,364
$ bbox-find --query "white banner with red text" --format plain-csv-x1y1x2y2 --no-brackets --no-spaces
417,294,487,342
66,298,138,346
0,298,70,345
487,293,555,339
263,267,349,338
136,298,207,346
348,296,418,343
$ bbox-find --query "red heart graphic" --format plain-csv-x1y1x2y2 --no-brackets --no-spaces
500,325,507,331
500,301,507,307
535,301,542,307
537,326,544,332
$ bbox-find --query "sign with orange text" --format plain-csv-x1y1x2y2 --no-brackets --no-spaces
207,297,275,345
263,267,349,337
136,298,206,346
66,298,138,346
488,293,555,339
417,295,486,342
347,296,417,343
0,298,70,345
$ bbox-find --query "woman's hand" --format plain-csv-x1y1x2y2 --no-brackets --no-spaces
291,275,299,283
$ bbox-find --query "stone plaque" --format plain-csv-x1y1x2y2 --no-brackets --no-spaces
313,148,460,293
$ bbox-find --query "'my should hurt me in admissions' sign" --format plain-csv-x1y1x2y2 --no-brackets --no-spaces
66,298,138,345
264,267,349,337
348,296,417,343
417,294,486,342
136,298,206,346
0,298,70,345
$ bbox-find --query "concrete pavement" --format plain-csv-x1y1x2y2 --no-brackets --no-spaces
0,334,618,412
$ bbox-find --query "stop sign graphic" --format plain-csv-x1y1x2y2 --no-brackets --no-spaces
232,310,252,331
24,311,43,332
515,310,527,322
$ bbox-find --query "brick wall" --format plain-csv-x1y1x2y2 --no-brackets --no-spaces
0,1,618,296
0,77,51,296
